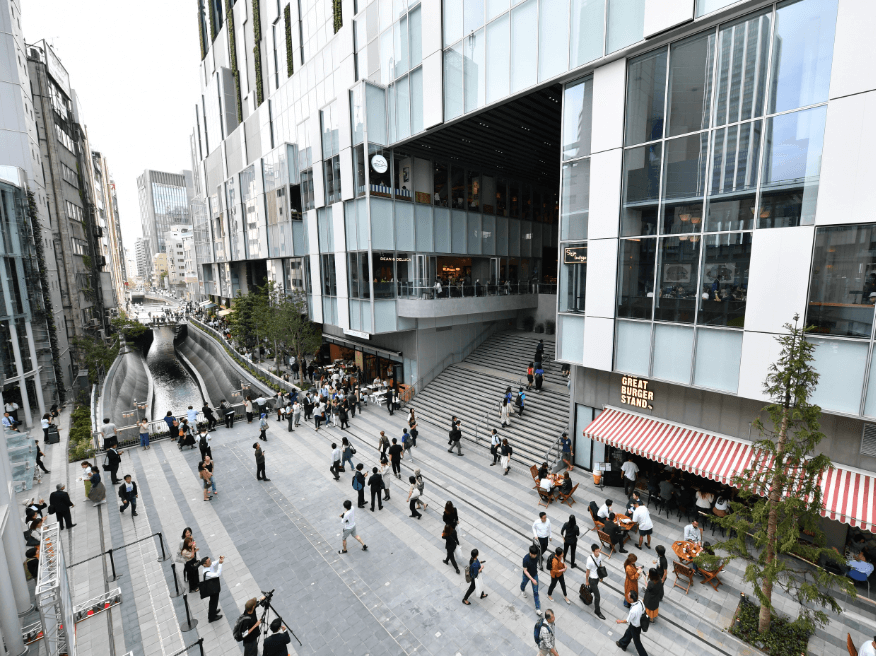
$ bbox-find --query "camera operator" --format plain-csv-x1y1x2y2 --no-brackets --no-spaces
234,597,263,656
263,618,292,656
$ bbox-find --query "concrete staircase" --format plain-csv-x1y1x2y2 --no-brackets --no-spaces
406,331,569,467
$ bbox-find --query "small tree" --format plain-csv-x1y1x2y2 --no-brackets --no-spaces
714,315,854,635
73,335,119,384
228,283,269,352
260,283,321,377
111,312,147,341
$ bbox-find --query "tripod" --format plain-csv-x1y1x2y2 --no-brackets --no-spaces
258,589,302,647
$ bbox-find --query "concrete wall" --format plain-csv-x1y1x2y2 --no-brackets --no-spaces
101,349,150,428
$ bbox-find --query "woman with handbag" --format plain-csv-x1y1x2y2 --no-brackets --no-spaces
379,456,392,501
407,409,418,447
462,549,487,605
341,437,355,471
181,537,200,593
443,501,459,528
442,523,461,574
407,476,423,519
623,553,643,608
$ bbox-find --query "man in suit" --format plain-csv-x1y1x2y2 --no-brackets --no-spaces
118,475,139,517
200,555,225,621
49,483,75,529
447,417,463,456
603,513,628,554
368,466,384,511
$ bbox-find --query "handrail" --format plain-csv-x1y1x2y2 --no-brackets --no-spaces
96,405,249,450
473,404,499,447
545,421,570,470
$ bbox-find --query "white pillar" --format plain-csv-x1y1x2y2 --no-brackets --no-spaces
7,323,32,428
0,532,27,656
24,322,45,417
2,523,32,615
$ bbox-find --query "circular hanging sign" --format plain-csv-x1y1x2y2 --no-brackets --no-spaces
371,154,388,174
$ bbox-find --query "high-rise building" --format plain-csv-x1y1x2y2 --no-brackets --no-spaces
137,169,194,264
92,152,127,309
135,236,150,281
152,252,169,289
164,225,193,290
192,0,876,546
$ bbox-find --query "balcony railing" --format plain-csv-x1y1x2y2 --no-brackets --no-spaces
391,280,556,300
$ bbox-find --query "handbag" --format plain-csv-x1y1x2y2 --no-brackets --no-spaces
579,583,593,605
465,567,472,583
350,447,357,455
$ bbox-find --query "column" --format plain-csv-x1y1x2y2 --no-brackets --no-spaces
7,323,32,429
2,523,32,615
24,322,45,417
0,531,27,655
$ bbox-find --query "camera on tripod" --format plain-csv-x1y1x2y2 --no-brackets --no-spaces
257,589,274,609
256,589,302,647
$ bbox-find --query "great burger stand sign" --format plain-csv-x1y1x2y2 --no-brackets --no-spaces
620,376,654,410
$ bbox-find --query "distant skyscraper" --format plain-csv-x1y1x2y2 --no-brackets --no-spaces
137,169,194,258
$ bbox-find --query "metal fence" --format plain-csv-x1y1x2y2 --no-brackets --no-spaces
396,280,556,300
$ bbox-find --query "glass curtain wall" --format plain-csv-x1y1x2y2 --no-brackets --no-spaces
615,0,838,392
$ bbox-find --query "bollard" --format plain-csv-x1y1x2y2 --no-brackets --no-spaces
106,548,122,582
179,593,198,632
197,637,205,656
168,563,183,598
156,532,169,562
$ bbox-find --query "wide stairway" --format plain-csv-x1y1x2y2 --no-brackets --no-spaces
406,331,569,467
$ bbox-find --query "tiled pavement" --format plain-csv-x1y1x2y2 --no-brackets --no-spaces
18,395,876,655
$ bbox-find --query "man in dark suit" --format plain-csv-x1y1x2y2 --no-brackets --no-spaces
603,513,628,554
200,555,224,621
118,475,139,517
49,484,75,529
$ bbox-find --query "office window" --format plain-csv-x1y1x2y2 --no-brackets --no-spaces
444,0,463,46
667,31,715,137
624,48,667,147
570,0,604,68
464,29,485,112
510,0,537,93
654,236,700,323
321,253,337,296
617,237,656,320
372,251,395,298
807,225,876,338
562,76,593,161
409,6,422,67
713,9,771,127
561,160,590,240
560,242,586,313
486,14,510,104
660,133,708,235
434,162,449,207
606,0,645,54
620,144,661,237
467,170,480,211
539,0,569,81
705,121,760,232
444,41,464,120
698,232,751,327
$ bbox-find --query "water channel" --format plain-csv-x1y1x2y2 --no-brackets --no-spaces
136,302,204,418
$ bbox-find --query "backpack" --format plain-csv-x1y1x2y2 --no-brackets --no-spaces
533,618,552,646
232,614,249,641
352,474,363,491
515,394,523,407
199,434,208,449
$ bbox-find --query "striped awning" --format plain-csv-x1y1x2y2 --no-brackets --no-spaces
583,407,876,531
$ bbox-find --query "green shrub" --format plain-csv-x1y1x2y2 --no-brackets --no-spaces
730,597,812,656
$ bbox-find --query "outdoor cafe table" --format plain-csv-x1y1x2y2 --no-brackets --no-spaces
672,540,703,563
615,513,638,535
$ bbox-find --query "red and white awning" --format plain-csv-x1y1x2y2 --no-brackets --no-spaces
583,407,876,531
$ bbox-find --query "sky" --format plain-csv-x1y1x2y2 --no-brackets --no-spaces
22,0,202,252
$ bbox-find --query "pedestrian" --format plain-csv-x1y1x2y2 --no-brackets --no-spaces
330,442,342,480
585,544,607,620
407,409,418,447
198,426,213,461
559,432,573,471
259,413,269,441
621,456,640,496
631,500,653,549
368,466,384,511
292,400,302,427
314,400,325,430
118,474,139,517
500,438,513,475
263,618,292,656
402,428,414,461
105,444,122,484
81,461,106,506
443,501,459,527
276,392,285,421
220,400,235,428
526,362,534,391
253,442,270,481
353,463,367,508
199,555,225,622
341,437,355,470
245,396,254,423
377,430,390,457
49,483,75,529
413,468,427,511
490,429,501,466
255,393,267,417
623,552,643,607
379,456,392,500
536,609,558,656
338,500,368,553
561,515,580,568
187,405,198,426
388,438,403,477
178,418,197,449
534,364,544,392
34,439,49,474
236,597,262,656
462,548,487,605
40,414,52,443
202,403,217,431
138,418,151,449
199,456,217,499
653,545,669,584
407,476,423,519
532,512,552,570
164,410,178,441
177,527,194,563
447,420,463,456
387,387,394,415
442,522,461,574
643,568,663,623
500,398,511,427
546,547,570,604
285,402,295,431
615,590,648,655
515,387,526,418
100,417,119,449
520,544,542,616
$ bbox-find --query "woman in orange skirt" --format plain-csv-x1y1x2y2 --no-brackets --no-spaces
643,567,664,622
623,553,642,608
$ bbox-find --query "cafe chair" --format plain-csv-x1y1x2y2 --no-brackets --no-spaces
847,568,871,598
672,561,695,595
699,563,725,592
557,483,578,508
536,485,554,508
530,465,541,489
586,504,604,535
596,529,615,560
847,633,858,656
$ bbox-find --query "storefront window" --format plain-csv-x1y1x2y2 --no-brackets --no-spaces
481,174,495,214
807,225,876,338
434,162,449,207
667,31,715,137
396,252,412,296
522,185,532,220
758,106,827,228
394,152,413,201
368,145,391,197
617,237,656,320
698,232,751,328
353,144,366,198
661,133,707,235
561,159,590,240
654,236,700,323
621,144,661,237
372,251,395,298
496,178,508,216
348,252,361,298
467,170,480,211
509,181,520,218
559,243,586,313
624,47,666,147
705,121,760,232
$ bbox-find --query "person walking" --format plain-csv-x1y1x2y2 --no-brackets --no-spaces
489,429,501,466
198,427,213,461
526,362,535,391
49,483,75,529
378,456,392,500
105,445,122,484
220,400,236,428
532,512,552,570
413,469,428,512
82,462,107,507
401,428,414,462
500,438,513,475
546,547,570,604
199,555,225,622
40,414,52,444
442,523,461,574
202,403,217,431
443,501,459,528
561,515,580,568
34,439,49,474
631,500,654,549
560,432,573,471
447,419,463,456
462,549,487,605
353,463,367,508
254,443,270,481
500,398,511,428
585,544,607,620
338,500,368,553
245,396,254,423
615,590,649,655
406,476,423,519
515,387,526,418
623,553,643,608
368,466,384,511
388,438,403,478
643,568,664,624
258,413,269,441
407,409,418,447
520,544,542,616
536,609,559,656
330,443,342,480
138,418,151,450
118,475,139,517
341,437,355,471
377,431,390,457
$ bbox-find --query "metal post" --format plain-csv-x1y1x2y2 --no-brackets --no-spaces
156,532,168,562
106,548,122,582
197,637,205,656
179,593,198,632
169,563,183,598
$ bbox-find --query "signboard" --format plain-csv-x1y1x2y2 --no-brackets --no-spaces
620,375,653,410
564,246,587,265
344,329,370,340
370,154,388,174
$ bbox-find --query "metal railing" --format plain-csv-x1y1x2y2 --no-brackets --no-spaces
474,403,500,447
397,280,548,300
545,422,570,470
98,407,248,450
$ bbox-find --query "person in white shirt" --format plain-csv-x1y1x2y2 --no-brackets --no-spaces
339,500,368,554
695,489,715,510
712,495,730,517
532,512,552,570
5,401,19,421
584,544,606,620
858,636,876,656
615,590,647,654
683,521,703,545
597,499,613,520
200,555,225,621
292,401,302,427
490,429,502,466
330,443,342,480
621,457,640,496
186,406,198,425
631,500,654,550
